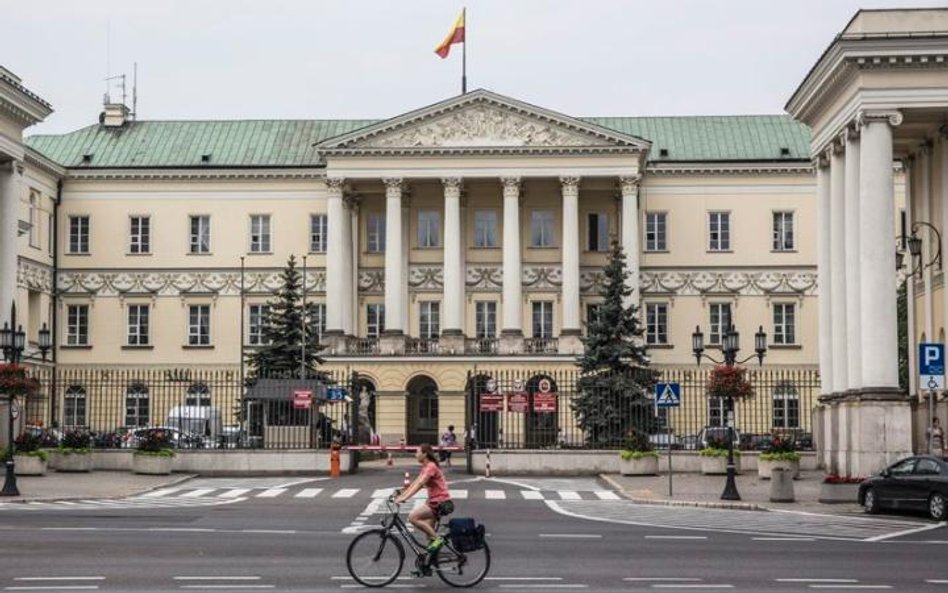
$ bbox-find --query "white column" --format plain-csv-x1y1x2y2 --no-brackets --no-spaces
843,128,862,390
501,177,522,335
941,138,948,359
815,157,834,396
829,142,849,394
325,177,347,335
340,195,354,336
859,110,902,390
349,197,360,336
560,176,581,334
919,143,934,341
442,178,463,335
383,178,404,334
0,162,21,322
401,196,409,334
620,175,641,307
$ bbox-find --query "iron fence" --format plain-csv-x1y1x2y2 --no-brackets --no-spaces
465,366,820,451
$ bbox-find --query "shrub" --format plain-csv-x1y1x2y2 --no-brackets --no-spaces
623,429,653,453
706,365,754,400
760,434,800,462
136,429,175,456
823,474,865,484
699,447,740,458
60,429,92,453
620,449,659,461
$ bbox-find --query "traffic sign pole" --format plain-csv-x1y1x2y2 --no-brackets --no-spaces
919,343,945,455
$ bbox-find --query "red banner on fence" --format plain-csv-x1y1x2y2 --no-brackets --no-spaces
506,391,528,413
293,389,313,410
533,392,557,412
479,392,504,412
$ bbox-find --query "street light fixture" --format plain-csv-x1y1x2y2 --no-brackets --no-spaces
896,221,942,277
691,323,767,501
1,304,51,497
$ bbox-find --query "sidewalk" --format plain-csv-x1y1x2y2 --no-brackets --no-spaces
601,470,864,514
2,471,192,503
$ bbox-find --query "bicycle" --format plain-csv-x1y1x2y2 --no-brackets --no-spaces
346,493,491,588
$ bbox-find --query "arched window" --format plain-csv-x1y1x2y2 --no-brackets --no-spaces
186,382,211,407
772,382,800,429
125,383,150,427
64,385,87,427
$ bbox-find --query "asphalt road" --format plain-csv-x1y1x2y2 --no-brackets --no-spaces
1,469,946,592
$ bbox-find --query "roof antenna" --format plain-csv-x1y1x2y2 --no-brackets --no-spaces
104,19,111,104
132,62,138,120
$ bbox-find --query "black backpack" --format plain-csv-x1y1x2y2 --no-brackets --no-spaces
447,517,486,552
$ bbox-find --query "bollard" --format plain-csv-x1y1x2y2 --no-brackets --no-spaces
769,467,795,503
485,449,492,478
330,442,342,479
386,451,393,467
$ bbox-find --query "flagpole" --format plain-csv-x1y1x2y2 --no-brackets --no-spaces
461,6,467,94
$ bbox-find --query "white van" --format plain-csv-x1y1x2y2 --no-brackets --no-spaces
166,405,223,448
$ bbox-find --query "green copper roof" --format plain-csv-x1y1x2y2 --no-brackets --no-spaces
25,115,810,168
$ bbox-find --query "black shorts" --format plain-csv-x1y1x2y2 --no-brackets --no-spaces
428,499,455,517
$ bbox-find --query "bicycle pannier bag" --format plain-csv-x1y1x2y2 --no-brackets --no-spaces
447,517,485,552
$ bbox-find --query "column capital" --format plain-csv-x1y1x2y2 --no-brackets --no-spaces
857,109,903,129
559,176,580,198
343,193,362,210
619,174,642,195
842,122,860,143
326,177,345,195
442,177,463,198
382,177,404,195
501,176,521,198
813,154,830,169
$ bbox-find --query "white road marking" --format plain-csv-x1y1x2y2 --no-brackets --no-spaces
753,537,816,542
645,535,708,540
864,521,946,542
372,488,396,498
256,488,286,498
539,533,602,539
623,578,703,582
651,586,733,590
485,490,506,500
926,580,948,584
178,586,274,590
219,489,251,499
776,579,859,583
449,489,468,499
12,579,103,582
180,489,217,498
807,587,891,590
521,490,544,500
294,488,323,498
5,588,99,591
497,586,587,589
173,577,261,581
594,491,620,500
558,491,581,500
485,577,564,581
138,488,182,498
333,489,359,498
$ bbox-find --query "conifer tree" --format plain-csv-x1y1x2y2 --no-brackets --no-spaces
573,242,656,447
246,255,326,380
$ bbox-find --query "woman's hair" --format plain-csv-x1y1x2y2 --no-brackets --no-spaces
419,443,440,465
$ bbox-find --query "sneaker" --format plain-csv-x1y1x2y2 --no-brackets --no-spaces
425,536,445,553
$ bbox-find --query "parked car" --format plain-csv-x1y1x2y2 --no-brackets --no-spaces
122,426,204,449
679,435,699,451
859,455,948,520
740,433,774,451
648,433,681,450
697,426,741,449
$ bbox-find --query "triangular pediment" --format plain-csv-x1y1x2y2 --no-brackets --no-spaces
317,89,649,156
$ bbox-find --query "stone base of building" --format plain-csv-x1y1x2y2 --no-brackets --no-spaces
499,331,524,355
815,388,912,477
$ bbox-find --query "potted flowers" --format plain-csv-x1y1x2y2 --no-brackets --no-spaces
699,434,740,475
706,364,754,401
819,474,864,503
13,431,49,476
618,429,659,476
53,429,93,472
0,364,40,398
758,435,800,479
133,428,175,475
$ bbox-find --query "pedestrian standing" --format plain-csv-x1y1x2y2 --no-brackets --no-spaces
440,425,458,466
928,417,945,457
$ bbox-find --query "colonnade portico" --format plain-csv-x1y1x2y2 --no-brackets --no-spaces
0,161,22,320
321,172,642,355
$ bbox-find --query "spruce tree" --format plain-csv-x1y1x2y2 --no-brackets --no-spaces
573,242,656,447
246,255,326,380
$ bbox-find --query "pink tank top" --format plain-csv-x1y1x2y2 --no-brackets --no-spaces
421,461,451,503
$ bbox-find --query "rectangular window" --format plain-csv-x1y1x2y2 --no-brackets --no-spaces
250,215,271,253
708,212,730,251
645,212,667,252
417,210,441,248
190,215,210,254
64,387,87,427
367,213,386,253
127,305,150,346
125,387,149,427
48,213,54,257
645,303,668,345
29,192,38,248
68,216,89,254
772,211,794,251
773,303,796,345
310,303,327,341
530,210,555,248
709,303,732,345
249,304,270,346
366,304,385,338
586,213,609,252
310,214,328,253
708,397,726,427
129,216,150,254
66,305,89,346
475,302,497,339
773,387,801,428
419,302,440,339
474,210,498,248
532,301,554,339
188,305,211,346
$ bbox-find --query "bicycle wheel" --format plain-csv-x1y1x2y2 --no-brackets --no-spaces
434,540,491,588
346,529,405,588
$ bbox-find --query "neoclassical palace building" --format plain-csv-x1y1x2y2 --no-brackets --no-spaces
9,7,940,457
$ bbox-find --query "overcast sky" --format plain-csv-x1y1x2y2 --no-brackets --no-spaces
3,0,935,135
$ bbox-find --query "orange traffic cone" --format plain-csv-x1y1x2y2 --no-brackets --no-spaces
386,452,393,467
403,471,411,489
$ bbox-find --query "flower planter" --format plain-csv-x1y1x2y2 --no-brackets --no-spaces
701,454,741,475
818,482,860,504
52,451,92,473
133,454,173,475
619,455,659,476
758,458,800,480
14,454,47,476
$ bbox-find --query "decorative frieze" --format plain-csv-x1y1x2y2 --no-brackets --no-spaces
17,259,52,292
56,269,327,297
639,270,817,297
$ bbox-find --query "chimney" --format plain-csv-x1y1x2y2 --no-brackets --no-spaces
101,103,130,128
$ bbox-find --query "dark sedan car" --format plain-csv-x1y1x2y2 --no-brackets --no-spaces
858,455,948,520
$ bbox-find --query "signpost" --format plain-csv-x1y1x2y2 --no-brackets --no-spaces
919,343,945,454
655,383,681,496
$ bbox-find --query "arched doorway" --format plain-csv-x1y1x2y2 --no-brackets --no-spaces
526,374,559,448
406,375,439,445
466,373,500,448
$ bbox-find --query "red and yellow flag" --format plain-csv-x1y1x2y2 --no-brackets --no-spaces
435,9,465,58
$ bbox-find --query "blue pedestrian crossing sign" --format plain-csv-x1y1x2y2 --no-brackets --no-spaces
919,343,945,390
655,383,681,408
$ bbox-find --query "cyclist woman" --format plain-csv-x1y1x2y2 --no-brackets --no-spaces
394,443,454,555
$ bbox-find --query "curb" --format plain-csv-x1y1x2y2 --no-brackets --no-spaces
598,473,765,511
7,473,198,504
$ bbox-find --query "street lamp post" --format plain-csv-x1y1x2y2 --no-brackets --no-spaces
692,323,767,501
0,303,51,497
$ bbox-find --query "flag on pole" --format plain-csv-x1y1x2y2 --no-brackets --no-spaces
435,9,466,58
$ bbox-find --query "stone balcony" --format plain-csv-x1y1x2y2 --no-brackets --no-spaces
325,334,576,356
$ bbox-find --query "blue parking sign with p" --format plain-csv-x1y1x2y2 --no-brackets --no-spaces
919,343,945,390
